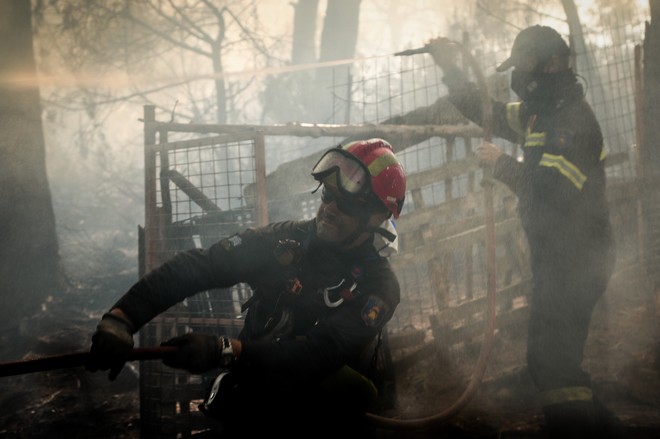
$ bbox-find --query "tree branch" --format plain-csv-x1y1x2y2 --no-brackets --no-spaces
119,3,213,58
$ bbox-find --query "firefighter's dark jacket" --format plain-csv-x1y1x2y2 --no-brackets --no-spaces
442,65,614,271
113,219,400,386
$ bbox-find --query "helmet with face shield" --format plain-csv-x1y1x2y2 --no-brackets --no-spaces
311,138,406,218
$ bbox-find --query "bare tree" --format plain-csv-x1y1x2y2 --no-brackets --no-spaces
36,0,275,127
316,0,361,123
0,0,63,332
291,0,319,65
260,0,318,124
642,0,660,317
31,1,284,298
261,0,362,124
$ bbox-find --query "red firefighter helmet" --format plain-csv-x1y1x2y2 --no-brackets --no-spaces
312,138,406,218
344,138,406,218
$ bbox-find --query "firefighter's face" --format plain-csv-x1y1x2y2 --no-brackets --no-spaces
315,186,386,247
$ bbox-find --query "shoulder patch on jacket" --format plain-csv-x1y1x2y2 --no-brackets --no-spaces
221,234,243,251
361,295,389,327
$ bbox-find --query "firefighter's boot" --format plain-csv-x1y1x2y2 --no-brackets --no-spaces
593,396,625,438
542,400,596,438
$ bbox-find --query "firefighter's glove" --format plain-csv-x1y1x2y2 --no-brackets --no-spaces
161,333,235,374
86,312,135,381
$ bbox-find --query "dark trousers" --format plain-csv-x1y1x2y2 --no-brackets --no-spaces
526,260,608,392
526,245,615,436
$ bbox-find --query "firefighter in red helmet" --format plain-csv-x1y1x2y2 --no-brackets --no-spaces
86,138,406,438
311,138,406,247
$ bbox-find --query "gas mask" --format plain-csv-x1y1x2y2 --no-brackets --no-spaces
511,68,552,102
511,67,575,110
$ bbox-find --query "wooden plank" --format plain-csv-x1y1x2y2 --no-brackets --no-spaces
143,105,159,272
396,184,513,231
404,156,479,190
427,266,638,351
392,342,436,375
146,132,258,153
147,121,484,139
392,217,522,268
388,328,426,351
162,169,222,214
434,279,532,323
255,130,269,226
436,305,530,348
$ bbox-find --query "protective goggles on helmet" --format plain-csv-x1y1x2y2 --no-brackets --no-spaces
320,187,371,217
311,148,370,197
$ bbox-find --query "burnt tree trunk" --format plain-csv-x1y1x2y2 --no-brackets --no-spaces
642,0,660,317
0,0,62,335
291,0,319,64
315,0,361,123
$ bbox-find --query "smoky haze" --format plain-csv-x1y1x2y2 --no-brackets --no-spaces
0,1,658,437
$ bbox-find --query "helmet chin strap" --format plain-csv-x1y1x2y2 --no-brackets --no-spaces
340,214,396,248
340,214,370,248
366,224,396,243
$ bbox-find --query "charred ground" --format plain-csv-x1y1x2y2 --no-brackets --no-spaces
0,265,659,439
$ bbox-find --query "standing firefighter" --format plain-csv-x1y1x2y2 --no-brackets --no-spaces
426,26,618,437
85,138,406,438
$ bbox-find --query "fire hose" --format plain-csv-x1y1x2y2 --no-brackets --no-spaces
364,41,498,432
0,347,177,378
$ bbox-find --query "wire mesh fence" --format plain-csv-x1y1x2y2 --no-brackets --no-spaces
139,132,263,438
135,8,648,436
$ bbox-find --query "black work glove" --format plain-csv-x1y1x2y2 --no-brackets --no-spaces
86,312,135,381
161,333,233,374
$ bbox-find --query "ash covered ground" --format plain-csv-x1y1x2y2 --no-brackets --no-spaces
0,265,659,439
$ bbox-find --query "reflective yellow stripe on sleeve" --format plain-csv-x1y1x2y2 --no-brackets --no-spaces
506,102,524,137
539,153,587,190
541,386,593,407
525,131,546,147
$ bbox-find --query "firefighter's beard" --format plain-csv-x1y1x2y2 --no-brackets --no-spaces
315,208,368,249
316,210,354,245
